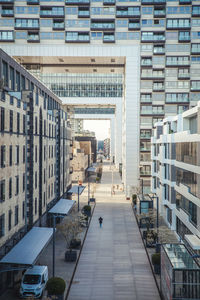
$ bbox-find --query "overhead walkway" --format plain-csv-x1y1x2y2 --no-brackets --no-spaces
67,163,160,300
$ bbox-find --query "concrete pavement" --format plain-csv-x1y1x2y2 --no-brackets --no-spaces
67,163,160,300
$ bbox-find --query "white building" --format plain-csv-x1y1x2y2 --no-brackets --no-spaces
151,102,200,253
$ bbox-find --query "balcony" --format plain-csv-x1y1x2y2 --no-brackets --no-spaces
65,31,90,42
192,7,200,17
154,8,165,18
103,0,115,5
141,71,164,79
140,133,151,139
65,0,90,5
40,7,64,18
103,32,115,43
140,170,151,176
141,0,166,5
0,31,14,42
27,31,40,42
0,0,13,3
116,7,140,18
27,0,39,4
141,32,165,43
153,45,165,55
166,20,191,30
53,20,65,30
15,19,39,30
178,72,190,79
141,97,152,103
179,32,190,43
1,7,14,17
78,8,90,18
128,20,140,30
141,59,152,67
91,20,115,31
179,0,191,3
166,59,190,67
153,83,164,91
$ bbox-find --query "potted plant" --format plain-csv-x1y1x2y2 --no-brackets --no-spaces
46,277,66,300
132,194,137,205
151,253,161,275
57,209,83,262
82,205,91,217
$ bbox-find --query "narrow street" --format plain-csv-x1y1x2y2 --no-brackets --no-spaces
67,163,160,300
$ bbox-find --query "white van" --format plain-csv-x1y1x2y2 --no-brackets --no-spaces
20,265,48,298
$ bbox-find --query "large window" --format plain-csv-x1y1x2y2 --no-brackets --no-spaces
0,30,13,41
15,18,39,29
176,168,197,197
141,31,165,42
166,18,190,29
66,31,90,42
176,192,197,226
1,145,6,168
166,56,189,66
176,142,198,166
0,214,5,238
166,93,189,103
0,180,5,202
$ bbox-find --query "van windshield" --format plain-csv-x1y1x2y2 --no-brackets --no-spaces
23,275,41,284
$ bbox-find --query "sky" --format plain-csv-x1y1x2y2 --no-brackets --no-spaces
83,120,110,140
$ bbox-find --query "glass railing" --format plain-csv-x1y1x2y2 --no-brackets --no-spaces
140,134,151,139
1,9,13,15
28,34,39,40
179,36,190,41
140,170,151,175
104,0,115,3
91,23,115,29
166,61,189,66
142,0,165,3
27,0,39,3
40,10,64,16
153,48,165,54
142,35,165,41
53,23,64,28
104,35,115,41
178,73,190,78
141,98,152,103
66,0,90,3
78,11,90,16
129,23,140,29
116,11,140,17
154,10,165,16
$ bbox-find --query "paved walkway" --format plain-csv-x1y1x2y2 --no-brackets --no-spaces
68,163,160,300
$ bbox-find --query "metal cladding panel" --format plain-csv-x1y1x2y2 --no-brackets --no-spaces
68,185,86,194
49,199,75,215
0,227,53,265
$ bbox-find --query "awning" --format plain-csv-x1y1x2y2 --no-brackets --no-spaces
87,167,96,173
68,185,85,195
49,199,75,215
185,234,200,250
0,227,53,266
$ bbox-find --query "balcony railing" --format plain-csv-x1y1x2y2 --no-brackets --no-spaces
91,22,115,30
1,9,14,16
128,22,140,30
53,22,65,30
66,0,90,4
103,33,115,43
27,0,39,4
103,0,115,4
78,10,90,17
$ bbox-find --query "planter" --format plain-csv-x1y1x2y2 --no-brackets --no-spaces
48,294,64,300
84,210,91,217
65,250,77,262
70,238,81,249
153,264,160,275
89,198,95,203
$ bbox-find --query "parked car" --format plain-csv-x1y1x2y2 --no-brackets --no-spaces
20,265,48,298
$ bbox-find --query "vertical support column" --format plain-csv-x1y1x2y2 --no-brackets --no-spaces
110,117,115,163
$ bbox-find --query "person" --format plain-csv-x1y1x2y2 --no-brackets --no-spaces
98,217,103,228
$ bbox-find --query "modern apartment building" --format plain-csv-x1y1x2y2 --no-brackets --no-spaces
0,49,72,281
1,0,200,193
151,102,200,253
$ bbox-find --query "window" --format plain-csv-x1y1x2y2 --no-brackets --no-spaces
191,81,200,90
17,112,20,133
35,145,37,162
9,145,12,166
9,178,12,199
192,6,200,16
23,145,25,164
23,173,25,192
15,176,19,195
167,18,190,29
35,116,38,134
15,205,19,226
23,115,26,134
166,56,189,66
16,145,19,165
179,31,190,42
0,107,5,132
0,31,13,41
8,210,12,231
35,198,37,215
141,31,165,42
166,93,189,103
22,201,25,219
0,214,5,237
35,171,37,189
0,180,5,202
1,145,6,168
10,110,13,132
66,31,90,42
15,18,39,29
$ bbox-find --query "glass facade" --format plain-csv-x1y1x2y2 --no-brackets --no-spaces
176,191,197,226
176,142,200,166
176,167,197,197
37,73,123,97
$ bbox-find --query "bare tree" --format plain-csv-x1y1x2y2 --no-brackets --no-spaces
56,208,83,251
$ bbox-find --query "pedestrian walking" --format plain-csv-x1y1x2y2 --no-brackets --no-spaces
98,217,103,228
